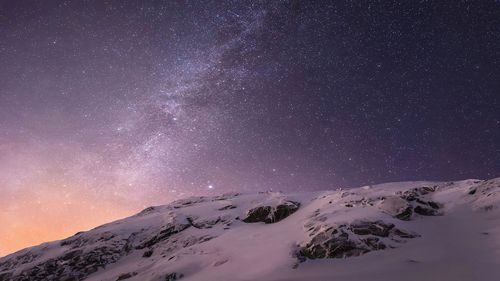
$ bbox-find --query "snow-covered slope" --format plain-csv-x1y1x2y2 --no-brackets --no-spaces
1,178,500,281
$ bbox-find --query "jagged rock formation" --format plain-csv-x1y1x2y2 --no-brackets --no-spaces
242,201,300,223
299,220,418,259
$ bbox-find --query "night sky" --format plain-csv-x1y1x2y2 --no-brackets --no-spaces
0,1,499,256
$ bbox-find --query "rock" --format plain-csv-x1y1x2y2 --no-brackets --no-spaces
427,201,440,209
378,196,412,220
143,249,153,258
0,272,13,281
136,223,190,249
299,220,418,260
482,205,497,211
243,206,272,223
362,237,386,250
392,228,419,239
213,259,228,267
218,205,237,210
60,276,79,281
395,207,413,221
273,202,300,221
400,186,436,201
186,216,232,229
390,187,443,219
138,206,157,216
243,201,300,224
116,272,137,280
350,221,395,237
212,192,241,201
0,244,126,281
414,205,438,216
300,230,368,259
165,272,183,281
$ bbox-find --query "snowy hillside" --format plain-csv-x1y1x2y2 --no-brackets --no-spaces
1,178,500,281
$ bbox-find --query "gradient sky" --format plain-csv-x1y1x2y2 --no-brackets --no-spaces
0,1,499,256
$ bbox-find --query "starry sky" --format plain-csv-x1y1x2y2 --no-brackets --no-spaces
0,0,499,256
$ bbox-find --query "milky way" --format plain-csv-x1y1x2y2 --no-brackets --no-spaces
0,1,499,256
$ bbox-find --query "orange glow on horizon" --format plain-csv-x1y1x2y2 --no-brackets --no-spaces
0,185,141,257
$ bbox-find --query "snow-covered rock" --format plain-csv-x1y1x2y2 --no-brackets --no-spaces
299,220,419,260
377,196,411,219
1,177,500,281
242,200,300,224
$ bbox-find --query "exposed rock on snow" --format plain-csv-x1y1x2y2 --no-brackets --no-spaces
413,205,438,216
116,271,137,280
2,245,124,281
390,186,444,219
136,221,191,249
217,205,237,211
242,201,300,224
299,220,418,259
164,272,183,281
377,196,412,220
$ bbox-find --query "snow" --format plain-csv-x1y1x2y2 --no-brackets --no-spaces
1,177,500,281
377,196,409,216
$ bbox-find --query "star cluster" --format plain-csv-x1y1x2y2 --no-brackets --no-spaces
0,1,498,256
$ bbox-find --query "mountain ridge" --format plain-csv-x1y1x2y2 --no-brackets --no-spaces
1,177,500,281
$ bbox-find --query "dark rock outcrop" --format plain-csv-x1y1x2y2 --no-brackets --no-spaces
186,215,232,229
218,205,237,211
165,272,183,281
1,245,125,281
299,220,418,260
393,186,443,219
395,207,413,221
143,249,154,258
399,186,437,201
243,201,300,224
0,272,13,281
414,205,438,216
116,272,137,280
136,223,190,249
243,206,272,223
350,221,395,237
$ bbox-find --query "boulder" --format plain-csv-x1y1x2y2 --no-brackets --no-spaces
243,201,300,224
